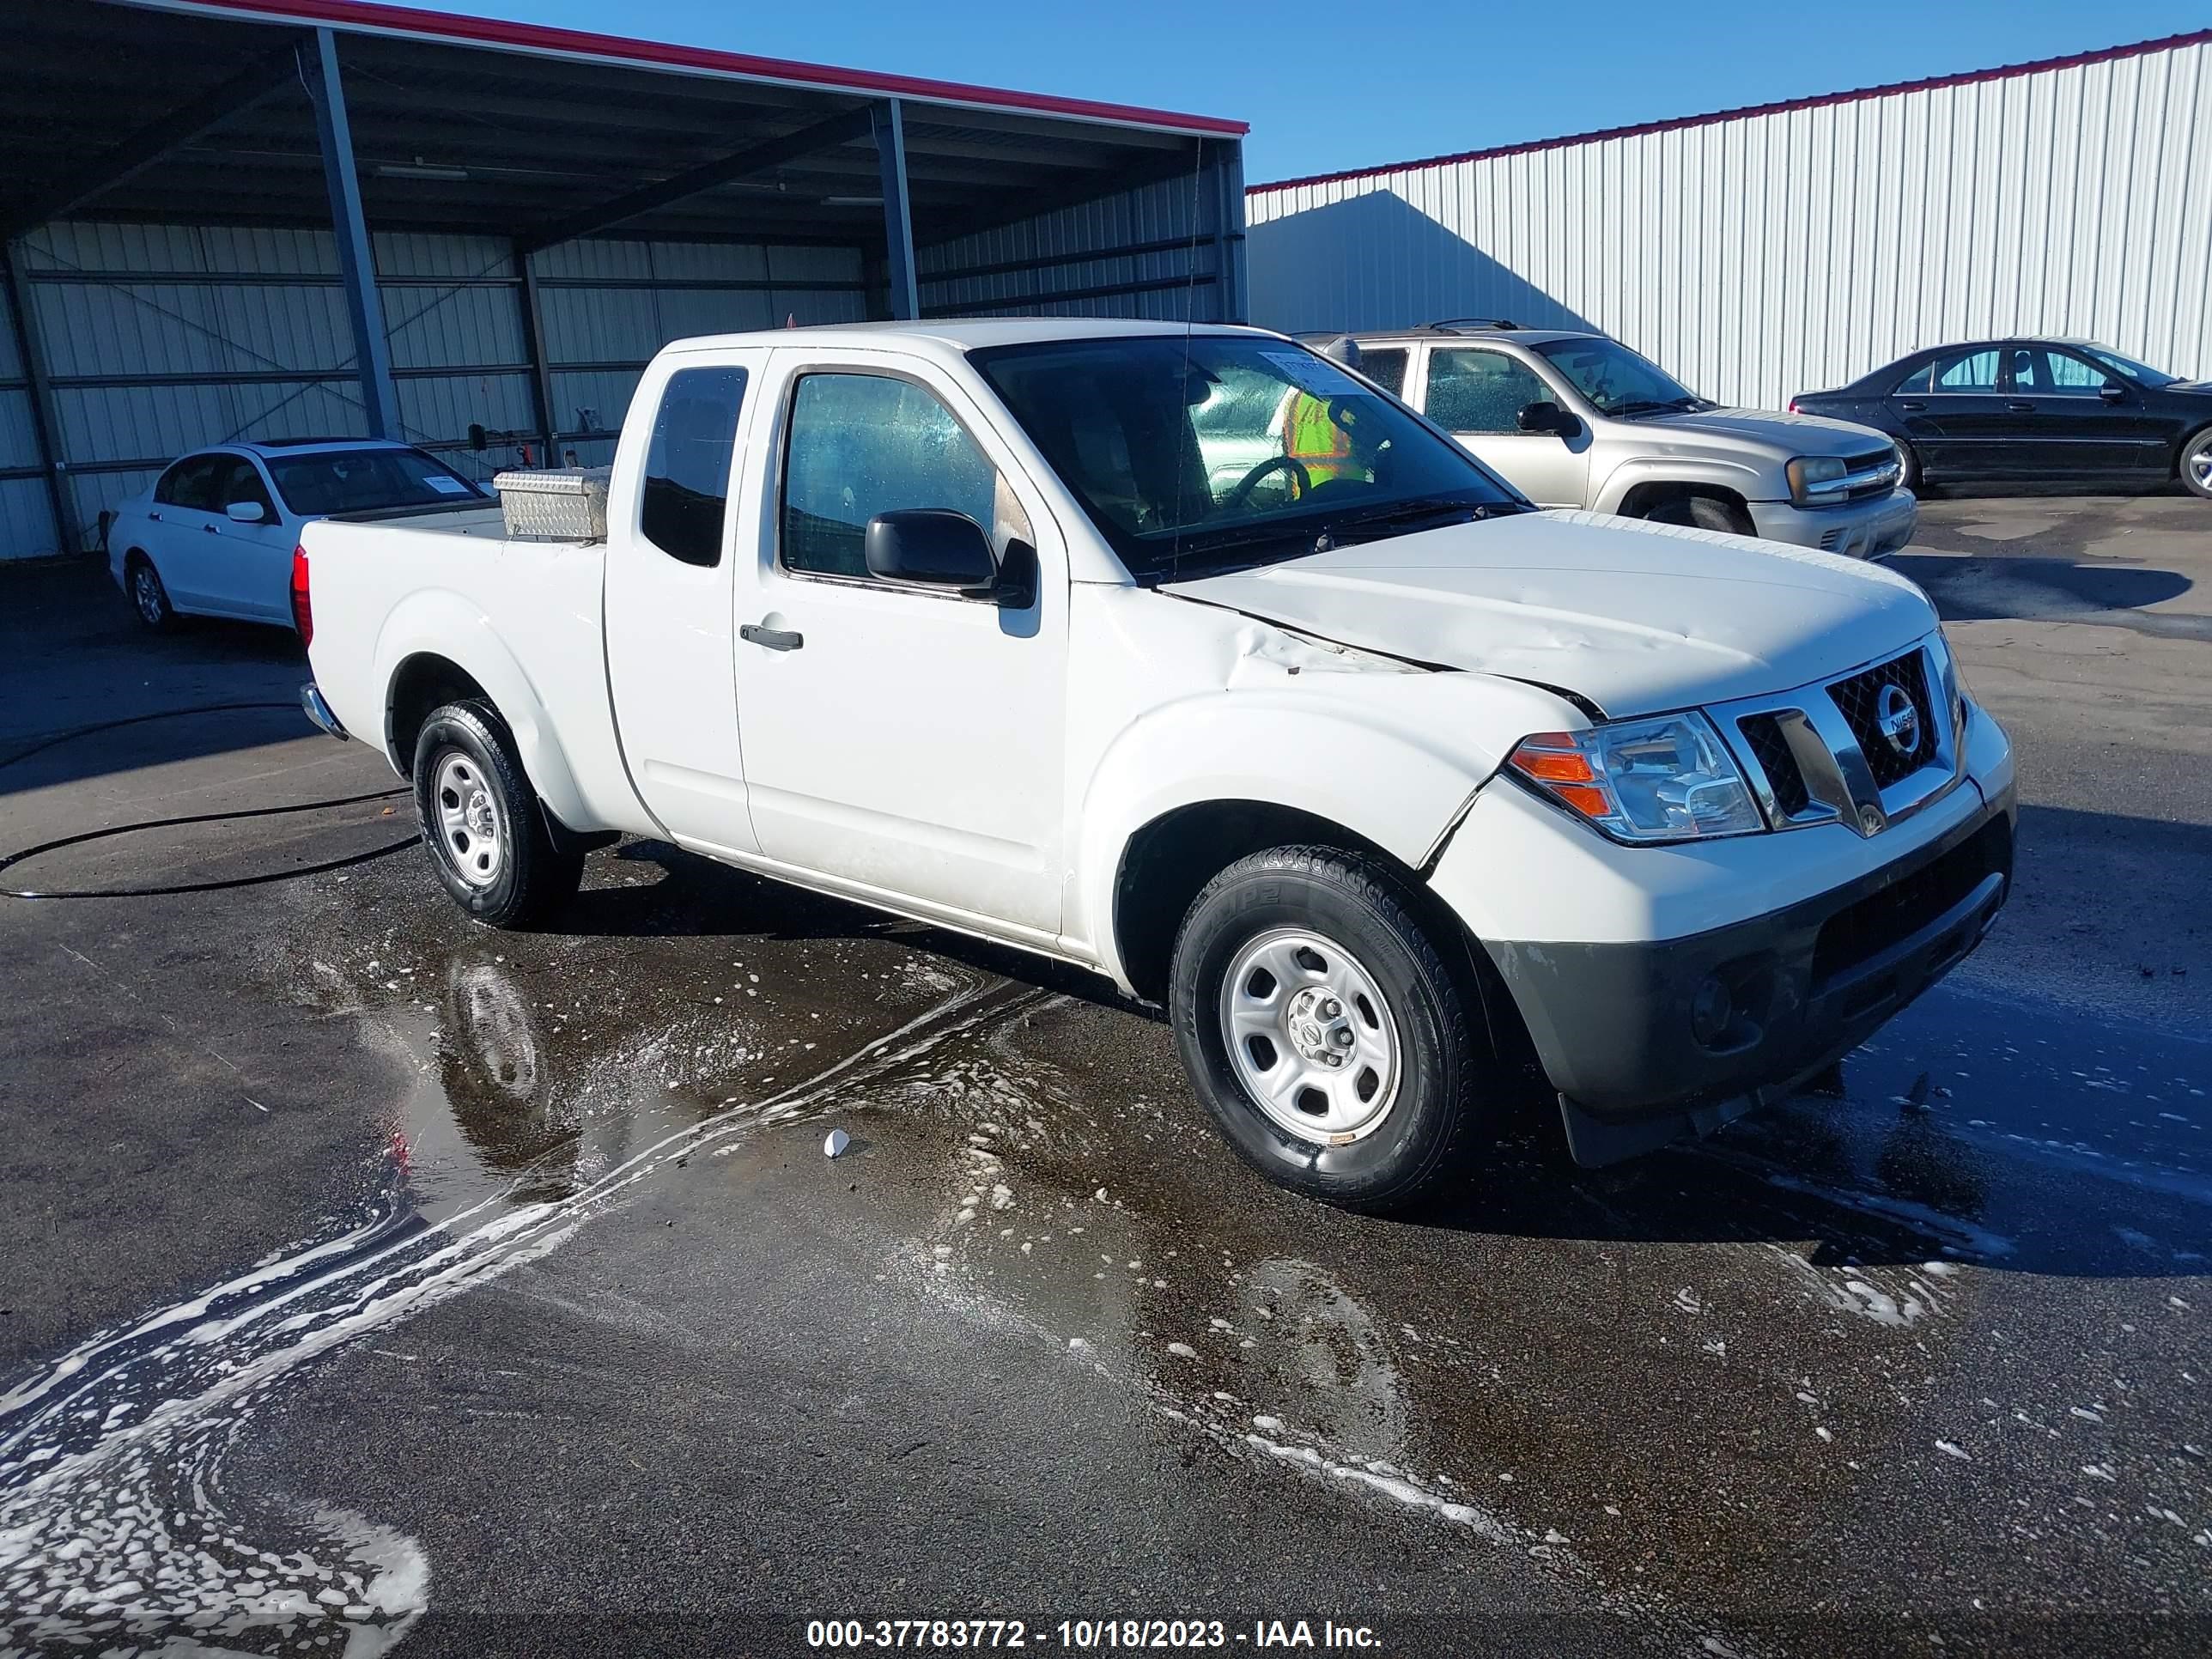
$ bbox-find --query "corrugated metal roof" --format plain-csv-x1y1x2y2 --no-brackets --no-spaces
138,0,1248,136
1251,29,2212,193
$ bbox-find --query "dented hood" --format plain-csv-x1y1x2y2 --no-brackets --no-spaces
1161,509,1937,717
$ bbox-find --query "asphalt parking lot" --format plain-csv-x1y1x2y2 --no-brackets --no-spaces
2,494,2207,1657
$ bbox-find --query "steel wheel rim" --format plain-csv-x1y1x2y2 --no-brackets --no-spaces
133,567,162,623
1218,927,1402,1145
434,750,505,888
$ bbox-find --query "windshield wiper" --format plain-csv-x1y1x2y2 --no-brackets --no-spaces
1310,498,1527,552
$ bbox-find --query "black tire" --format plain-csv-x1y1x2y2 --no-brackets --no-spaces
125,554,176,631
1644,491,1753,534
1168,845,1495,1214
1893,441,1921,493
411,699,584,929
2179,428,2212,501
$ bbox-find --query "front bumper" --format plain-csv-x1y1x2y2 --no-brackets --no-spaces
1747,488,1917,559
1482,782,2014,1165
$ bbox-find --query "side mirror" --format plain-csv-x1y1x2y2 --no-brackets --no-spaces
864,508,997,592
2098,383,2126,404
226,500,267,524
1516,399,1580,438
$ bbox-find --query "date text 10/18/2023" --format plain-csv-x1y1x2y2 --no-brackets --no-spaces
805,1619,1385,1650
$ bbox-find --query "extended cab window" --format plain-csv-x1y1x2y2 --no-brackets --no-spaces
781,373,1000,580
1425,348,1553,433
641,366,748,567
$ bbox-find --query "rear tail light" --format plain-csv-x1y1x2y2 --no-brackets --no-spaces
289,544,313,646
1787,398,1802,414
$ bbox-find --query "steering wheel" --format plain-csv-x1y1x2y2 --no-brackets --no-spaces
1224,453,1312,510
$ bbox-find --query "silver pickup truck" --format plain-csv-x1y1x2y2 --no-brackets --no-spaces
1308,322,1917,558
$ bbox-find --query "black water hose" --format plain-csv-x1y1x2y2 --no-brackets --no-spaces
1,702,418,901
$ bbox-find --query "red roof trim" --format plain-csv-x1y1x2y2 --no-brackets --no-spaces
135,0,1249,136
1251,28,2210,193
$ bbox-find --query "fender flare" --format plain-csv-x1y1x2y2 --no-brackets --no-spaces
1592,455,1771,515
1070,690,1508,989
372,587,592,830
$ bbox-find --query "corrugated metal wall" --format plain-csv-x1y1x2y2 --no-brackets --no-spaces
1246,37,2212,410
918,150,1245,325
532,239,865,470
0,258,57,556
2,222,867,555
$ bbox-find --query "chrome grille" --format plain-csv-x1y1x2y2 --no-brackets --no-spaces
1717,637,1965,840
1842,448,1901,500
1736,714,1809,817
1827,650,1936,787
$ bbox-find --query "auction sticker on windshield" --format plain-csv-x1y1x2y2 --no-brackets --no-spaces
1261,350,1365,397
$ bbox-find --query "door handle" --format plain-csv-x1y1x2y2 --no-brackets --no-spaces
740,623,803,651
2005,401,2035,412
204,523,221,534
1898,400,1926,411
148,511,162,521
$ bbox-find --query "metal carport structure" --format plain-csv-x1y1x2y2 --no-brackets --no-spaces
0,0,1248,557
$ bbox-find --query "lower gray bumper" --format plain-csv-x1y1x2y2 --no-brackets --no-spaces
1747,489,1918,558
301,682,349,741
1484,788,2014,1165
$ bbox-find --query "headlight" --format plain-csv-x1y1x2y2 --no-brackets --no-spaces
1785,454,1849,506
1508,714,1766,842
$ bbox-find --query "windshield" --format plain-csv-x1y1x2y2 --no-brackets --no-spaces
969,335,1522,580
266,447,484,516
1531,337,1709,416
2079,344,2179,387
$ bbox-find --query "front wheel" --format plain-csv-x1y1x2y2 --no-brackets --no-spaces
1169,846,1495,1213
2180,428,2212,501
412,700,584,928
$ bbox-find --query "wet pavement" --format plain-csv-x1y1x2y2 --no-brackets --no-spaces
3,504,2209,1657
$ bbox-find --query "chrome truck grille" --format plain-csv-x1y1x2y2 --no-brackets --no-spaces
1714,636,1966,839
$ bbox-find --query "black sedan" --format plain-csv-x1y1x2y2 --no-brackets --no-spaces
1792,339,2212,499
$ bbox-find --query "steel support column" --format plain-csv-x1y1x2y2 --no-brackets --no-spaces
3,240,80,556
299,27,400,441
1211,139,1249,325
873,100,919,321
515,243,558,463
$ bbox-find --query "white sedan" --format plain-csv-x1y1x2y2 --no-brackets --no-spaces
107,439,488,632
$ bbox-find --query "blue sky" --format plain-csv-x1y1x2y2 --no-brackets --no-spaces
435,0,2208,182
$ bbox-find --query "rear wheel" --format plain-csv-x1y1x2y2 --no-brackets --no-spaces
1644,491,1753,534
2180,428,2212,501
412,699,584,928
1169,845,1494,1214
126,555,175,631
1893,441,1920,492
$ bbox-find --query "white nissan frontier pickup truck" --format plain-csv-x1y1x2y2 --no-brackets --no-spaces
296,319,2014,1212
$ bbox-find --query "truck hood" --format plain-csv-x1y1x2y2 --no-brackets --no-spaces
1632,406,1891,454
1161,509,1938,717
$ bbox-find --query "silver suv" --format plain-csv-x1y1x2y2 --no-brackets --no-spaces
1314,322,1917,558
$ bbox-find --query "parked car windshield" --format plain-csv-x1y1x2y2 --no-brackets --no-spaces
1531,337,1712,416
969,334,1524,580
265,447,485,516
2078,344,2179,387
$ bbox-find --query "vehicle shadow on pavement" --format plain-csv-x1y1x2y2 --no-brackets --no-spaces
1893,550,2199,633
561,843,2207,1286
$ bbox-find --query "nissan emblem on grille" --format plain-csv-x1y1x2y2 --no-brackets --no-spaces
1876,682,1921,758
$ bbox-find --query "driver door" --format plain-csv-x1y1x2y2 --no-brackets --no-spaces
204,455,295,620
1418,345,1589,505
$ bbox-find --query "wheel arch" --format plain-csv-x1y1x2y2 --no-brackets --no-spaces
1112,800,1412,1008
372,590,592,830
